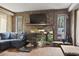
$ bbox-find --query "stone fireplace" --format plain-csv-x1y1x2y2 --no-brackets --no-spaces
14,9,69,40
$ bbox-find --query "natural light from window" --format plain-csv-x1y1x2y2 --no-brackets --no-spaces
0,13,7,33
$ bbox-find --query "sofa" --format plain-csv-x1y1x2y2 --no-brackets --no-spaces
0,32,26,51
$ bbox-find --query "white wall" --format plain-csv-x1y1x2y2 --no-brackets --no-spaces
76,10,79,45
71,11,75,45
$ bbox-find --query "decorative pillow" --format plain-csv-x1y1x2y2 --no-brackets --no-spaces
1,32,10,39
10,32,17,39
17,32,24,40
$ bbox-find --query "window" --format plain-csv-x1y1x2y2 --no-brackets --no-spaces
0,13,7,33
16,16,23,32
57,14,66,40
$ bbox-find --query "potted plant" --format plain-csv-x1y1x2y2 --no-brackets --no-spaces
37,34,46,47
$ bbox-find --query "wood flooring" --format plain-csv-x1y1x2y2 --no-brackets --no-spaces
0,47,64,56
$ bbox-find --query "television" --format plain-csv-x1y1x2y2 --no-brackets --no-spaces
30,13,47,24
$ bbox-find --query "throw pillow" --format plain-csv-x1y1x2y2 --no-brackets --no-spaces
10,32,17,39
17,32,24,40
1,32,10,39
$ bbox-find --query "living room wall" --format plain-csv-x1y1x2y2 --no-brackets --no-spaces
70,10,75,45
70,10,79,46
13,9,69,40
76,10,79,46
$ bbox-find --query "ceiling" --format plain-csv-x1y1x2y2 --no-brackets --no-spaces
0,3,71,12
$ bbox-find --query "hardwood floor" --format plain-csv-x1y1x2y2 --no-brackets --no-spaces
0,47,64,56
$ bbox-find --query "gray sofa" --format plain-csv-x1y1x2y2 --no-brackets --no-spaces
0,32,25,51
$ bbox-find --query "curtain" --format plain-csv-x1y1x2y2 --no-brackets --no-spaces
0,12,7,33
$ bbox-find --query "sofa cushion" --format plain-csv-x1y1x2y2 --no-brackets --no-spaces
10,39,22,41
10,40,24,48
10,32,17,39
1,32,10,39
0,39,22,43
17,32,24,40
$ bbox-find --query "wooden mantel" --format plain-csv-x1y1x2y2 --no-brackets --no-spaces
26,24,51,26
